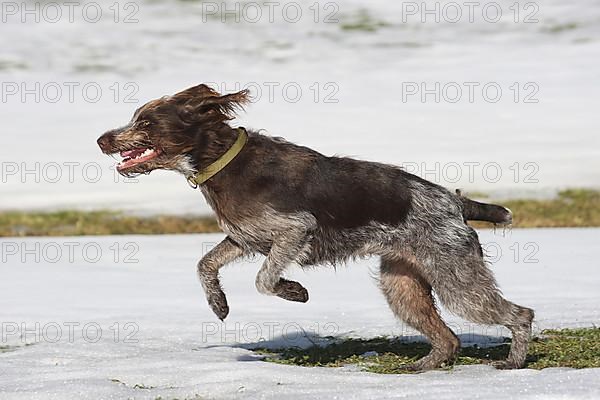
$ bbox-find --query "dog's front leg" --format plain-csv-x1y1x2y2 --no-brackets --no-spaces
255,228,310,303
197,236,244,320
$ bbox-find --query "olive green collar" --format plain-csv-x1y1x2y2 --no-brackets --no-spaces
186,127,248,188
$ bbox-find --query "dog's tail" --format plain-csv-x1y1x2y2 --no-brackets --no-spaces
456,189,512,225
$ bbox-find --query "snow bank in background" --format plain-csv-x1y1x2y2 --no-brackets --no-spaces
1,0,599,213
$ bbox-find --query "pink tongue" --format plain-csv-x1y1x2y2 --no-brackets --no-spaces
121,148,145,158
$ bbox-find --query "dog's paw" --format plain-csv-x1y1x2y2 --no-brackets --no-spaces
207,290,230,321
275,279,309,303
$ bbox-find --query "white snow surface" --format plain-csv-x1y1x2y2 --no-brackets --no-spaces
1,228,599,399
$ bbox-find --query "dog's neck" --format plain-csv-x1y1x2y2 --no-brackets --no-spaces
194,124,239,170
179,124,240,181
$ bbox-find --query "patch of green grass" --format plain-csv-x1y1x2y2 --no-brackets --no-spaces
0,210,220,237
471,189,600,228
503,189,600,228
0,345,15,353
527,328,600,369
1,189,599,236
461,191,490,199
340,9,389,32
0,343,35,353
253,327,600,373
544,22,578,33
0,60,28,71
73,63,115,73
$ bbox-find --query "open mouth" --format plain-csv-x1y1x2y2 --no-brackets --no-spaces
117,147,160,171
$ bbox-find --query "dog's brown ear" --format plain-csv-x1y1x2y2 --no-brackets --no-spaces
201,88,250,118
173,84,250,124
176,84,221,100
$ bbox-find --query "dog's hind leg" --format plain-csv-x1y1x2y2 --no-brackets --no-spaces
433,254,534,369
380,256,460,370
197,236,244,320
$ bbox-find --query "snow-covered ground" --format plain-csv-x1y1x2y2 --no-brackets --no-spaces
1,228,599,399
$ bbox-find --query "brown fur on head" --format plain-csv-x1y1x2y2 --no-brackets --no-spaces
96,84,250,177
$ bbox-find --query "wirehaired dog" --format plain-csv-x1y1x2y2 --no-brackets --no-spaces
97,84,534,370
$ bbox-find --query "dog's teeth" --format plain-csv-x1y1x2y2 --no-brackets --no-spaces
115,147,156,171
133,148,153,159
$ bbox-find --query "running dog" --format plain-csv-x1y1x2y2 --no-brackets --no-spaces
97,84,533,370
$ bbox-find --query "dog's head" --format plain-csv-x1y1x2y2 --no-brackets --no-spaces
97,84,249,176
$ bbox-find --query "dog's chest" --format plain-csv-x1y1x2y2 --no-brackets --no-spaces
200,186,237,230
200,186,273,250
